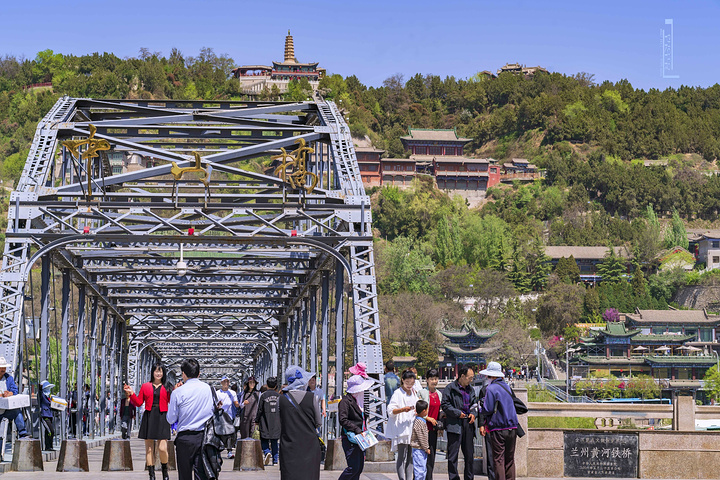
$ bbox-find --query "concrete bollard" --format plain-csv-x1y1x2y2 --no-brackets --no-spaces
233,438,264,471
101,438,133,471
366,440,393,462
154,440,176,470
56,439,89,472
324,437,347,471
10,438,43,472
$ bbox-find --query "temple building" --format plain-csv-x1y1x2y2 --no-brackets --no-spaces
232,31,325,95
570,309,720,381
497,63,548,77
440,321,498,378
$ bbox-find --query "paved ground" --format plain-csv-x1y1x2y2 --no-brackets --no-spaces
0,436,660,479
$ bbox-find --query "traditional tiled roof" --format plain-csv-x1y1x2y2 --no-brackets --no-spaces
600,323,641,337
626,309,720,325
543,246,631,260
401,128,471,143
512,158,529,165
444,345,498,355
353,135,385,154
441,325,498,340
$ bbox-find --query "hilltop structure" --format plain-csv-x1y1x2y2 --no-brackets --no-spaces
232,31,325,95
355,128,541,204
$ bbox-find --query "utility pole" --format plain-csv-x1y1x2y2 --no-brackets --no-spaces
566,342,570,398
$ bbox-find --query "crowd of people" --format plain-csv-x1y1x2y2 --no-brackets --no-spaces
3,354,521,480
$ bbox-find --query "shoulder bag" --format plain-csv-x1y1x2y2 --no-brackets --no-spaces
209,388,236,437
498,382,528,415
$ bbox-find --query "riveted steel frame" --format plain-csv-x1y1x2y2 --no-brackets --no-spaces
0,97,386,442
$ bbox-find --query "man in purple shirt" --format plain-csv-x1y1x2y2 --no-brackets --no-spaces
441,365,478,480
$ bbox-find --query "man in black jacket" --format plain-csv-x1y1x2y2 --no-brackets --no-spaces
255,377,280,465
442,365,477,480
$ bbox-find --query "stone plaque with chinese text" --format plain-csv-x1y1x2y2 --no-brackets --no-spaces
563,432,638,478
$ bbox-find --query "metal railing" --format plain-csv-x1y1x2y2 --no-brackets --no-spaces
538,379,597,403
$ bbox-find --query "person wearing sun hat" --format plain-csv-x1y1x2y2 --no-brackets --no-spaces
278,365,322,479
38,380,56,451
338,374,375,480
0,356,28,439
478,361,518,480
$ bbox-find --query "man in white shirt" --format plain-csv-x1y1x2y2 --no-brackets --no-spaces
167,359,214,480
216,375,240,459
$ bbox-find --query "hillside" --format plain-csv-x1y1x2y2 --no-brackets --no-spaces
3,49,720,365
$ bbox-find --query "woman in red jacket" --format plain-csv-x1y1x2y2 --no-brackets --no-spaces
124,363,173,480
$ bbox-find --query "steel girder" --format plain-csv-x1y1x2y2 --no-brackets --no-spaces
0,96,386,435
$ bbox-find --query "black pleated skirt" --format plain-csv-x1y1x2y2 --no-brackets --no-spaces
138,406,171,440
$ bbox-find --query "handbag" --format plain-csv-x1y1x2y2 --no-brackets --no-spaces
498,382,528,415
209,388,236,437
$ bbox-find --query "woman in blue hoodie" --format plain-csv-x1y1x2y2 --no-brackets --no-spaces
38,380,55,451
478,362,518,480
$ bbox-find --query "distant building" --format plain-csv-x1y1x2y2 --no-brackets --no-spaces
544,246,631,283
403,128,502,197
571,309,720,380
232,31,325,95
693,230,720,269
497,63,548,77
354,136,384,187
440,321,498,378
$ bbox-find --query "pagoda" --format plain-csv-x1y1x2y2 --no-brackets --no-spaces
440,320,498,378
232,31,325,95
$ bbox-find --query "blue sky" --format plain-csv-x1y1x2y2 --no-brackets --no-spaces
1,0,718,91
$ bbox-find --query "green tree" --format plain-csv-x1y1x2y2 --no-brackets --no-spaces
703,367,720,403
631,267,648,298
554,256,580,284
376,237,435,295
536,276,585,335
597,248,626,284
414,341,438,373
664,208,689,249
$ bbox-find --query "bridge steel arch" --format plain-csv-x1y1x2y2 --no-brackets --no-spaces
0,97,386,443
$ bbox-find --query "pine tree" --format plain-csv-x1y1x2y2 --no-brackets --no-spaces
597,248,626,284
555,256,580,284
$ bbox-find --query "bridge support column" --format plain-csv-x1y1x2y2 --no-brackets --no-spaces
75,285,86,440
310,286,317,374
99,307,108,437
60,270,70,440
89,297,99,439
334,261,344,398
321,273,329,439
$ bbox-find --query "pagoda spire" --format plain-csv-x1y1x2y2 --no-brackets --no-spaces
284,30,297,64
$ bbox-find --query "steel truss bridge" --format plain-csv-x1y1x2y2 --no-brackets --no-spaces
0,96,385,440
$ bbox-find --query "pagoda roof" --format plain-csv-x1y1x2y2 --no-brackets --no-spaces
401,128,471,143
444,345,498,355
272,60,320,68
598,323,641,337
511,158,529,164
626,308,720,325
353,136,385,154
234,65,272,71
441,324,498,340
